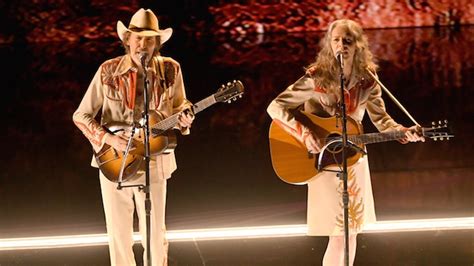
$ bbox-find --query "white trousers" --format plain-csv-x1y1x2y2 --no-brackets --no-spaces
99,171,168,266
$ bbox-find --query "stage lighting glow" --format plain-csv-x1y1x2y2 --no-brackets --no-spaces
0,234,109,250
0,217,472,251
362,217,474,233
166,224,307,242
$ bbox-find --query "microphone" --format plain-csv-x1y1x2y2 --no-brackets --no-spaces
336,51,344,69
139,52,149,67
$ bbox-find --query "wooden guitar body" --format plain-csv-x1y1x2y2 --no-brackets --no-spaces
269,111,452,185
94,112,177,183
268,112,364,185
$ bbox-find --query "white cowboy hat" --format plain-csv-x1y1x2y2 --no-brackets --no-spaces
117,8,172,44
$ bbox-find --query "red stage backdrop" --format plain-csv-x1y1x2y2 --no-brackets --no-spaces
1,1,472,43
208,0,473,35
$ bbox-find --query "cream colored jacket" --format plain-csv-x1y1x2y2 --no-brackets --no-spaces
73,54,192,177
267,70,402,143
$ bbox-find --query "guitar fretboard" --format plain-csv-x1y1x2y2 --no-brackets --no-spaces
348,131,406,145
150,95,216,136
193,95,216,114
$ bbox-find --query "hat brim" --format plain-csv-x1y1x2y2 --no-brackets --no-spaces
117,21,173,44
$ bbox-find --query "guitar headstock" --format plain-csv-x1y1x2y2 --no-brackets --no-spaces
214,80,245,103
422,120,454,141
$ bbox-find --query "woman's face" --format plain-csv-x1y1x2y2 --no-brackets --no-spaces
330,25,356,61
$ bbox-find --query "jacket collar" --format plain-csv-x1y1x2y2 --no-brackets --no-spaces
113,54,158,77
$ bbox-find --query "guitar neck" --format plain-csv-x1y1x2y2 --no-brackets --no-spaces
349,131,406,145
151,94,216,134
192,94,217,114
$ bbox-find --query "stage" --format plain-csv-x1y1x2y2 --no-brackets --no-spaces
0,2,473,265
1,223,473,265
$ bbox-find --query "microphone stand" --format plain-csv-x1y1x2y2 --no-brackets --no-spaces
316,53,369,265
113,54,152,265
337,52,350,266
116,124,139,189
140,55,152,266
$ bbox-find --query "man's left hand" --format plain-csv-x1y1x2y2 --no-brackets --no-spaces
178,110,194,128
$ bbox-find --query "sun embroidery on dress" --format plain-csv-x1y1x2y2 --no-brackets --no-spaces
335,168,365,232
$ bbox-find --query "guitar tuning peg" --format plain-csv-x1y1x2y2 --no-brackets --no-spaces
431,121,435,126
239,95,243,98
227,100,231,104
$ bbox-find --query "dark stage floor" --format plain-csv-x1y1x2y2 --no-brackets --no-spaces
1,25,473,265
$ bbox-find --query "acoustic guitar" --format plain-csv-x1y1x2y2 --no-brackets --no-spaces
268,111,453,185
95,80,245,182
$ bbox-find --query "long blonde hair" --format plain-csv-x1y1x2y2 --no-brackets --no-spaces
308,19,378,94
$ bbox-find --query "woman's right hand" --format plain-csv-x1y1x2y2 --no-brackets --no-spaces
303,131,322,154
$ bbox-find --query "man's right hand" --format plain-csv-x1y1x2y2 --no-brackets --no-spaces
105,133,132,152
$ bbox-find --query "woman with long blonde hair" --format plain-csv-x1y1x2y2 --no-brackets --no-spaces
267,19,423,265
310,19,378,97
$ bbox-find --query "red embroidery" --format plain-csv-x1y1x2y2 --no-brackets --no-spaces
343,88,360,114
274,119,304,139
314,86,327,93
100,55,172,111
128,71,137,109
73,120,104,147
101,58,121,89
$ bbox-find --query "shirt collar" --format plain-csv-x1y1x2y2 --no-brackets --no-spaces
113,54,158,77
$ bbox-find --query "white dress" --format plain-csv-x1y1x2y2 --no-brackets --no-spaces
306,156,376,235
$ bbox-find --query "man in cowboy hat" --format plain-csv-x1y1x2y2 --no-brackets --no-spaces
73,8,194,265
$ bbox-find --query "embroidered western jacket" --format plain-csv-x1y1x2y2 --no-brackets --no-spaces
267,69,402,143
73,54,192,169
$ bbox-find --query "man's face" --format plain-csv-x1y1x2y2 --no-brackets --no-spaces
127,32,157,67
